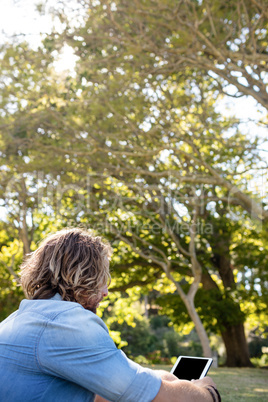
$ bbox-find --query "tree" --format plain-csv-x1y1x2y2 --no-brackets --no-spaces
0,0,266,366
81,165,258,366
0,40,79,314
50,0,267,365
53,0,267,220
59,0,268,108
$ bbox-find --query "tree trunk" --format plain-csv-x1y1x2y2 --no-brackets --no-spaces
184,297,213,358
19,177,31,255
165,266,212,358
202,272,253,367
208,221,255,367
221,323,253,367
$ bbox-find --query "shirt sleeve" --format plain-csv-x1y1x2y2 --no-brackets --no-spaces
37,306,162,402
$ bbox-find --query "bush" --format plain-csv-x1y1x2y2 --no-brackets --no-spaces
163,331,182,357
251,354,268,367
109,312,205,364
248,337,268,358
132,355,149,365
111,318,157,357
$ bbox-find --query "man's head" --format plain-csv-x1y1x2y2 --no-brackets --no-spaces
20,228,112,312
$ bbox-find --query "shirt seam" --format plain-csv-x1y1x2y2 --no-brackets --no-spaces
18,301,83,320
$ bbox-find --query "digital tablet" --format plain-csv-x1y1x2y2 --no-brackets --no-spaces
170,356,213,380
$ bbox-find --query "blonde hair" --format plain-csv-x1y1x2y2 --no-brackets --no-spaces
20,228,112,305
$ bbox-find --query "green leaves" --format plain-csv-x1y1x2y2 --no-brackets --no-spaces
0,0,267,366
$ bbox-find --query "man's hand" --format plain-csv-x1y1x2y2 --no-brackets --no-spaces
191,376,217,388
153,372,220,402
153,369,178,382
94,371,220,402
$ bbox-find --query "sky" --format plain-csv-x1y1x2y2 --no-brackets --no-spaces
0,0,79,71
0,0,55,45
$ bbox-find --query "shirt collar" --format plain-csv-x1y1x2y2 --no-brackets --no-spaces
51,293,62,301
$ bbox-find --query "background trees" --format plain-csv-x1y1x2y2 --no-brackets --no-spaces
0,0,267,367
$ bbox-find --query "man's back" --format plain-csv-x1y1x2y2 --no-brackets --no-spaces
0,294,161,402
0,295,96,401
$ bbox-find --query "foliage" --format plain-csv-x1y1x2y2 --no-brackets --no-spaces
0,227,24,320
111,317,158,358
0,0,267,368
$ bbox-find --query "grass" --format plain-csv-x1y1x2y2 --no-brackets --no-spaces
145,365,268,401
210,367,268,402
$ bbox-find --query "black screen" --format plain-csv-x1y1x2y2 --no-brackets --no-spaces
173,357,209,380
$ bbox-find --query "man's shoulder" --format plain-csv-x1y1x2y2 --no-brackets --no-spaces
34,298,113,352
18,297,82,320
18,297,109,333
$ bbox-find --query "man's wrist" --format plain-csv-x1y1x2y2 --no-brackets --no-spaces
205,385,221,402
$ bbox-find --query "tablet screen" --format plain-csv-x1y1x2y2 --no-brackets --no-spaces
171,356,212,380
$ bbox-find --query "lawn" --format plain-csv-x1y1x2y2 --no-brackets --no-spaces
145,365,268,401
209,367,268,402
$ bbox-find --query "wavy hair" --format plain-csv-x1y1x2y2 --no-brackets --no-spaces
20,228,112,306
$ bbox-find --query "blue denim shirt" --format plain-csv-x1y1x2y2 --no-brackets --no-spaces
0,294,161,401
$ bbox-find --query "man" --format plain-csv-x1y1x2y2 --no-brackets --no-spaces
0,228,220,401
